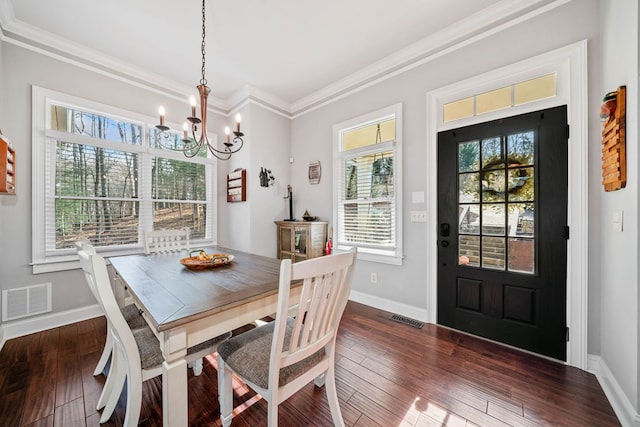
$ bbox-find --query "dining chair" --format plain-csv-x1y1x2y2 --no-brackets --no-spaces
217,249,356,427
74,240,147,378
143,227,190,254
78,249,231,426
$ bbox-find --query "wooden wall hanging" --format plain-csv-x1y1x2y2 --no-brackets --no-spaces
601,85,626,191
227,168,246,202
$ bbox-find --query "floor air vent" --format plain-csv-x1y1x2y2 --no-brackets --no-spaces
389,314,424,329
2,283,52,322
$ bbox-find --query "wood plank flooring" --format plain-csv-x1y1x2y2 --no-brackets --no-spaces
0,301,620,426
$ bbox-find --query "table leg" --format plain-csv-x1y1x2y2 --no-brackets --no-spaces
162,330,189,427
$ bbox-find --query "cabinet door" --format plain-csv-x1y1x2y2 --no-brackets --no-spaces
280,226,292,253
294,226,308,256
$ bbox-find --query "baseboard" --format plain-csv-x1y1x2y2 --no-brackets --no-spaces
588,354,640,426
349,290,430,322
0,304,103,349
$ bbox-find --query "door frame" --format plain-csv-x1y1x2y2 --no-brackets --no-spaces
425,41,588,369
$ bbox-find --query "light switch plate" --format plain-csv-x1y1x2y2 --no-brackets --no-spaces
410,211,427,222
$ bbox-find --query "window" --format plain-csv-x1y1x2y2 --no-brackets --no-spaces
32,87,216,273
333,104,403,265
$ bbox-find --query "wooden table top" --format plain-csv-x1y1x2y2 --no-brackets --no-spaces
109,246,282,332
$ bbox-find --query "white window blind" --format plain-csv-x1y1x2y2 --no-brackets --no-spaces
33,87,216,272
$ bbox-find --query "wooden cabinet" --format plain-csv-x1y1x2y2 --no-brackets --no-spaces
275,221,328,262
0,136,15,195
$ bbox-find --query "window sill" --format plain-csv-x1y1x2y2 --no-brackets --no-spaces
336,245,403,266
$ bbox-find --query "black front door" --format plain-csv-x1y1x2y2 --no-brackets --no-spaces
437,106,568,360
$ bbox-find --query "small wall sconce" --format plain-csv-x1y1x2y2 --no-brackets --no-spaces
259,167,275,187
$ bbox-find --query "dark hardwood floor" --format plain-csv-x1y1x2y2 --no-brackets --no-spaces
0,301,620,426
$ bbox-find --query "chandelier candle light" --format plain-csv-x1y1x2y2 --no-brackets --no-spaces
155,0,245,160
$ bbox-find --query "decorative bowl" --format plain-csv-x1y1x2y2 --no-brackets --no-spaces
303,216,318,221
180,250,234,270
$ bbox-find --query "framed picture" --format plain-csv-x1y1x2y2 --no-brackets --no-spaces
308,161,321,184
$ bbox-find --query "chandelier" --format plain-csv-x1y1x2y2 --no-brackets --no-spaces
156,0,244,160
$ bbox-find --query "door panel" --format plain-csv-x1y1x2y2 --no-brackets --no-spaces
437,106,568,360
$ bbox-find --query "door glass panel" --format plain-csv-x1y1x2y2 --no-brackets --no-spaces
481,137,502,169
457,132,536,274
459,204,480,234
459,235,480,267
459,173,480,203
482,169,506,202
458,140,480,172
295,227,307,255
508,131,535,166
508,237,534,273
509,203,535,237
482,204,505,236
507,167,534,202
482,236,505,270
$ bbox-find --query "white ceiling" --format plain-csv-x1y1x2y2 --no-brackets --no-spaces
1,0,557,113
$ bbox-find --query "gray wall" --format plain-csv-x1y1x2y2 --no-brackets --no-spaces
1,0,639,420
292,0,602,307
598,0,639,412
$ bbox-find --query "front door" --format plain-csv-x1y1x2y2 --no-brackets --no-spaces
437,106,568,360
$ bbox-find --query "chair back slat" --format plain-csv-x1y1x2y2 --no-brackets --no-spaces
143,228,190,254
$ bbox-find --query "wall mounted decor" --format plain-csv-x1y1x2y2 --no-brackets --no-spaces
227,168,246,202
259,167,275,187
308,160,321,184
601,85,626,192
0,132,16,195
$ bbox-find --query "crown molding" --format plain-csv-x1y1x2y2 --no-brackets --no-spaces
0,1,230,114
227,84,292,119
1,0,570,119
290,0,569,117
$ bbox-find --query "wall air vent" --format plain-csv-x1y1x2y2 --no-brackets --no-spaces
2,283,52,322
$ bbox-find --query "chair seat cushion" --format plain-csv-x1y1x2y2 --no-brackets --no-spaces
120,304,147,330
133,326,231,370
217,318,326,389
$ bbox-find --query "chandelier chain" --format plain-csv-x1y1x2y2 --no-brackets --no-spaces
200,0,207,86
155,0,245,160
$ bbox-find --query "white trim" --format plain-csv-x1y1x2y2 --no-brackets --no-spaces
0,0,568,117
425,40,588,369
0,304,104,344
588,354,640,426
31,86,218,273
349,291,429,323
332,103,403,264
290,0,570,117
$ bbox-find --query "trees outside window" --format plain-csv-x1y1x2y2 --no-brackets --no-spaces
33,87,215,272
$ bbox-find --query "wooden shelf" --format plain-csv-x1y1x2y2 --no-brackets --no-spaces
0,136,16,195
227,168,246,202
601,86,626,192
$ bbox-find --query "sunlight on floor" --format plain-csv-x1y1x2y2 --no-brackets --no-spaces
402,397,467,426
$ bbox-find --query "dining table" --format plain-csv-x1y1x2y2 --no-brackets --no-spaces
108,246,298,427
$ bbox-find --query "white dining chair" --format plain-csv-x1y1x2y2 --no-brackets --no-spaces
143,227,190,254
75,240,147,378
217,249,356,427
78,249,231,426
